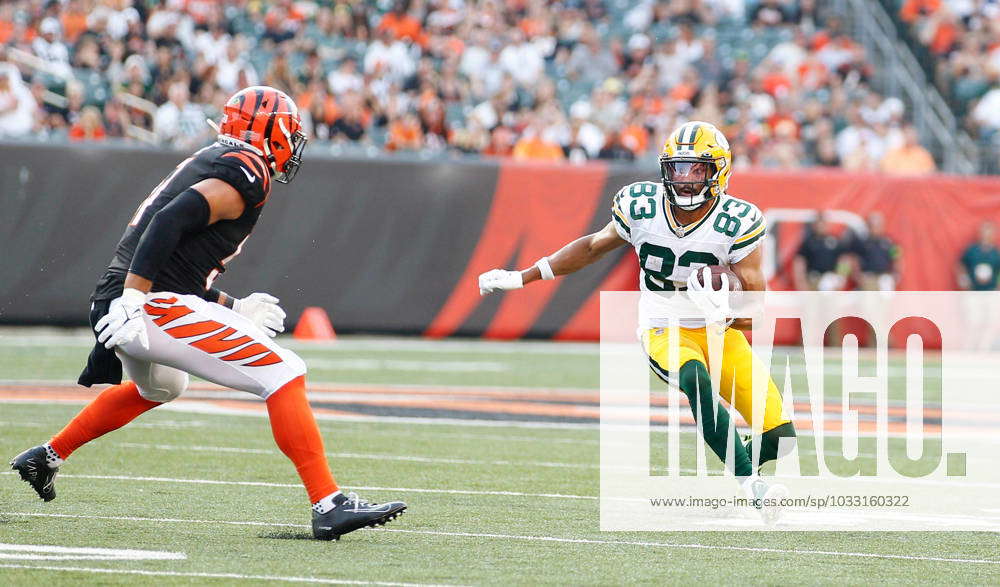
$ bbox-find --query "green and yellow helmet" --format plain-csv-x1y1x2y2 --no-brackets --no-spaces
659,121,732,210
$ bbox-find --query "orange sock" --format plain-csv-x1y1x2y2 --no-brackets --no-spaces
266,376,338,503
49,381,160,459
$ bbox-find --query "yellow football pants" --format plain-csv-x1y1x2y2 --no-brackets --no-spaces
643,326,790,433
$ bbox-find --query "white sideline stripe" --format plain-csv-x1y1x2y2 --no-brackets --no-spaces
117,442,598,470
287,337,597,355
116,441,877,470
2,398,995,443
305,359,510,373
0,378,593,394
0,543,185,561
0,332,598,355
0,471,597,500
0,563,436,586
159,401,603,430
4,512,998,566
0,420,207,430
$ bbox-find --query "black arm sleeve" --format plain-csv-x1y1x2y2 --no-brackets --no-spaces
203,287,223,303
203,287,235,308
129,187,210,281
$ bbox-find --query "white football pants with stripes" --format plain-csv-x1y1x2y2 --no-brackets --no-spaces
115,292,306,402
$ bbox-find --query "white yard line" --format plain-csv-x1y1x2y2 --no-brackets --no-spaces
304,359,510,373
0,378,594,394
117,442,598,470
116,441,877,469
159,401,604,430
0,543,185,562
0,471,598,500
0,331,598,355
0,419,207,430
3,512,997,566
0,563,439,586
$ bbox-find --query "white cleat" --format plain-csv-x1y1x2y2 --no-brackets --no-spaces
741,475,788,526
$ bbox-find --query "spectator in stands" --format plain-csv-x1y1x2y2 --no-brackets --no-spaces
598,130,635,161
0,0,965,171
880,125,936,175
565,25,617,87
153,81,208,149
971,87,1000,134
794,213,849,291
837,108,885,172
751,0,792,27
386,111,423,151
69,105,106,142
419,96,449,150
31,17,71,78
958,221,1000,291
958,220,1000,348
0,67,36,138
512,117,564,162
365,27,416,85
500,28,545,89
378,0,426,47
330,90,368,143
214,37,257,94
847,212,900,291
299,79,339,141
327,58,363,96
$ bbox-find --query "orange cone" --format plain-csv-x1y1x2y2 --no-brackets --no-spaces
293,307,336,340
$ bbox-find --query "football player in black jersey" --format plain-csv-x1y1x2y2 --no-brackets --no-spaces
10,86,405,541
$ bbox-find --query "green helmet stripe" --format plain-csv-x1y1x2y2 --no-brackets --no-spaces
686,123,700,146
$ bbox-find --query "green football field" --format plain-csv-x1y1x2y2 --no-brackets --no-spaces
0,329,998,585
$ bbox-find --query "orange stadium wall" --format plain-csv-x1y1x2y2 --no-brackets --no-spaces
1,143,999,342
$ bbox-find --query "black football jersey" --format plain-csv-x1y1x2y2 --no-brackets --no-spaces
92,141,272,301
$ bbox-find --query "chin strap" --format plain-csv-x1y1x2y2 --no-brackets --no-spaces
216,134,266,157
668,185,711,210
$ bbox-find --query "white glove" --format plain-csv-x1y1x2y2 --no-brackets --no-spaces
96,288,149,350
478,269,523,296
233,292,286,337
686,267,731,326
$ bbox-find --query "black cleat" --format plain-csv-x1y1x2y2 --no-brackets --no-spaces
10,446,58,502
312,492,406,541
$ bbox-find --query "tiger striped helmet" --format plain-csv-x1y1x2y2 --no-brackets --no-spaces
659,121,732,210
219,86,307,184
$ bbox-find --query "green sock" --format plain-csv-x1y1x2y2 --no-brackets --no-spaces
745,422,797,469
678,360,753,477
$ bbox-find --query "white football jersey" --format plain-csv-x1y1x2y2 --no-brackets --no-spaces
611,181,766,328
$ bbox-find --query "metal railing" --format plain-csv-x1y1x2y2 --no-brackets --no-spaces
5,47,159,145
833,0,979,174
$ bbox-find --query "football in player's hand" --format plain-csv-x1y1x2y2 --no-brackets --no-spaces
694,265,743,292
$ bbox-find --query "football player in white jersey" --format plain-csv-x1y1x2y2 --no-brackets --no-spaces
479,121,796,521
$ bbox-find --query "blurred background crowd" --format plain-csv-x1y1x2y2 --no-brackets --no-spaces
0,0,994,173
892,0,1000,158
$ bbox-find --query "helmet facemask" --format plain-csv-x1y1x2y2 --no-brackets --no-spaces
660,157,719,210
272,117,308,184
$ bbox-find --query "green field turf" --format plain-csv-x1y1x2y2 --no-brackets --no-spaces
0,330,997,585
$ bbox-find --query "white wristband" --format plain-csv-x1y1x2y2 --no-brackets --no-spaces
535,257,555,280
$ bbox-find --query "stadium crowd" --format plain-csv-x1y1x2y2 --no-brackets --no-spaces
894,0,1000,168
0,0,951,173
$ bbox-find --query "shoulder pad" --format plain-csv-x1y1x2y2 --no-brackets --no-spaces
213,148,271,208
612,181,661,239
725,195,766,254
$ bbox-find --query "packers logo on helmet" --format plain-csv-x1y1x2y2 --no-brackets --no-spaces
659,121,732,210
